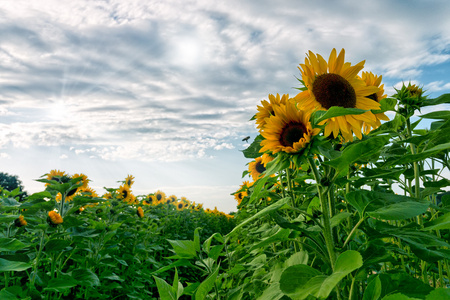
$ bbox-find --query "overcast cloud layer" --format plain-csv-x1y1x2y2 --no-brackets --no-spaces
1,0,450,212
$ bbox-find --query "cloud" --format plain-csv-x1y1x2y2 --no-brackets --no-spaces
1,0,450,164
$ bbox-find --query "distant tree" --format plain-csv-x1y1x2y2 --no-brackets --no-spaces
0,172,28,201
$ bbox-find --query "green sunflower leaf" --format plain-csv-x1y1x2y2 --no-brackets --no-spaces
241,134,264,158
421,93,450,106
0,258,32,272
313,106,367,126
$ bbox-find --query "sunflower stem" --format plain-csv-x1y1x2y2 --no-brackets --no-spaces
406,118,423,226
285,168,295,207
308,156,336,268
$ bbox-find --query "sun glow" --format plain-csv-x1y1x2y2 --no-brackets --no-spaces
170,36,202,68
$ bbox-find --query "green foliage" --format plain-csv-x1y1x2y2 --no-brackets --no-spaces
0,177,235,299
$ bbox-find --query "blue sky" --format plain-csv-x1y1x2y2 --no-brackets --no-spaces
1,0,449,213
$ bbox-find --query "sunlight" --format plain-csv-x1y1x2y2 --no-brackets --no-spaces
170,36,202,67
48,101,68,121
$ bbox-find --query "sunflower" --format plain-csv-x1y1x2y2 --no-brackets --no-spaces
103,192,113,199
168,195,177,203
46,169,68,187
79,186,98,198
154,190,166,202
295,48,381,142
125,174,135,187
194,203,203,211
15,215,27,227
255,93,289,130
234,181,253,205
144,194,158,205
260,100,320,154
48,211,63,226
136,207,144,218
117,185,132,203
72,173,89,189
248,153,274,181
360,71,389,133
175,201,185,211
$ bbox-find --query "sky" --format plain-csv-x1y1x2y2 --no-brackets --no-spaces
1,0,450,213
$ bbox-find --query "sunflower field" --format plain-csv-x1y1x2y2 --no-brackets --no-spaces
1,48,450,300
0,173,234,299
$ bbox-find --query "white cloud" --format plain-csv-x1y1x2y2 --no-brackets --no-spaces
0,152,11,159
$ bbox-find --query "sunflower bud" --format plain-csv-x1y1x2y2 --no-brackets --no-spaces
15,215,27,227
394,82,426,116
136,207,144,218
48,211,63,226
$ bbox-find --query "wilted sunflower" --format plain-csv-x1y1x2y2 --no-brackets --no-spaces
255,93,289,129
260,100,320,154
295,48,381,142
360,71,389,133
117,185,132,203
154,190,166,202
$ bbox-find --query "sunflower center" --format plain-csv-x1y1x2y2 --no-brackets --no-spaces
280,122,307,147
367,93,378,102
156,194,162,200
255,161,266,174
312,73,356,109
122,190,128,199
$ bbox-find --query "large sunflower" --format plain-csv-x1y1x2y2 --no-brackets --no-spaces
295,49,381,142
255,93,289,130
260,100,320,154
360,71,389,133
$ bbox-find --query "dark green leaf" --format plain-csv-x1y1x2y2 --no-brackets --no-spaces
422,93,450,106
279,264,322,296
323,135,390,177
249,227,291,251
44,277,78,293
316,250,363,298
226,197,290,238
0,238,30,251
368,201,429,220
44,239,71,252
153,276,176,300
167,240,198,259
195,265,220,300
426,288,450,299
241,135,264,159
0,258,32,272
72,268,100,287
363,276,381,300
419,111,450,120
